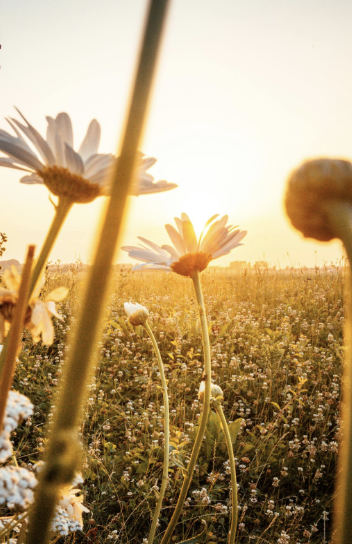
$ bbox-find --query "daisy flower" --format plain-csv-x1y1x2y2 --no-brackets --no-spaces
122,213,247,277
0,265,68,345
0,109,177,203
124,302,149,326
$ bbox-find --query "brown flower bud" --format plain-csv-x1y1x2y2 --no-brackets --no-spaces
285,158,352,241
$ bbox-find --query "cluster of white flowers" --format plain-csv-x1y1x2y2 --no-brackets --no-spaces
3,391,34,432
0,466,37,510
0,431,13,463
51,506,84,536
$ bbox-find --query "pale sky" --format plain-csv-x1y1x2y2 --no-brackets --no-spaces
1,0,351,267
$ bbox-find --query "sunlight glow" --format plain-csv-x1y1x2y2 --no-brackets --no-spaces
180,191,226,238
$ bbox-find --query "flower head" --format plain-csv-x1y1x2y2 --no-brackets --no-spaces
122,213,247,277
124,302,149,326
285,158,352,241
0,109,177,203
0,265,68,345
198,380,224,402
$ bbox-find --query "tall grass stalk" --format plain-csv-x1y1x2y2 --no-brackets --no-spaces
0,245,35,428
26,2,170,543
161,270,212,544
143,320,170,544
323,201,352,544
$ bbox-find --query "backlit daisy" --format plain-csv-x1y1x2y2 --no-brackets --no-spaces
122,213,247,277
0,109,177,203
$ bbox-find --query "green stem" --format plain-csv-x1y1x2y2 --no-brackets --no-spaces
324,201,352,544
144,321,169,544
160,270,211,544
28,196,72,298
26,2,170,543
0,198,72,383
213,399,238,544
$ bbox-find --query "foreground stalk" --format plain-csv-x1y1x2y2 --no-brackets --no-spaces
26,2,170,543
161,270,211,544
213,398,238,544
144,321,170,544
323,201,352,544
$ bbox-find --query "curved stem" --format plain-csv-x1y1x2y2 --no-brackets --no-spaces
213,399,238,544
28,196,72,298
324,201,352,544
144,321,169,544
160,270,211,544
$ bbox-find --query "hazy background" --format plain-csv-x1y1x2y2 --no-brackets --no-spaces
1,0,351,267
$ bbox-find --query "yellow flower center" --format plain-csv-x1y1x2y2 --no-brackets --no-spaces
170,252,212,277
40,166,102,204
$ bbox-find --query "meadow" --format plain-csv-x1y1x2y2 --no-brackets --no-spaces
7,263,344,544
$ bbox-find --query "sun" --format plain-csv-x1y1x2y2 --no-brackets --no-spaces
181,191,226,238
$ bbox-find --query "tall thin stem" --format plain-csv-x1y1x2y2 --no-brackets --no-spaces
144,321,169,544
0,198,72,383
213,399,238,544
324,201,352,544
28,197,72,298
160,270,211,544
26,2,170,543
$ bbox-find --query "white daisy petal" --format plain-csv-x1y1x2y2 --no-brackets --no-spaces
20,173,44,184
5,119,34,153
182,220,198,253
53,128,66,168
135,180,178,195
78,119,101,161
165,224,186,256
0,140,43,171
46,116,57,156
11,114,56,166
64,144,84,175
55,113,74,147
0,158,33,172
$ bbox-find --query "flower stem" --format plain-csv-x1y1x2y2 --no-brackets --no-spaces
0,198,72,383
323,201,352,544
160,270,211,544
0,245,35,429
213,399,238,544
143,320,169,544
28,196,72,299
26,2,170,543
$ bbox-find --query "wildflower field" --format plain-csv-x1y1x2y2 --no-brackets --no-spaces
9,263,343,543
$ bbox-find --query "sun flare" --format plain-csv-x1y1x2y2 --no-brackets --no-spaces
180,192,226,237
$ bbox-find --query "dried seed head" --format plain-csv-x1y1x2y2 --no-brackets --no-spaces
285,158,352,241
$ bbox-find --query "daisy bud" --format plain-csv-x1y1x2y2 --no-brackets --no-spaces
285,158,352,241
198,380,224,402
124,302,149,327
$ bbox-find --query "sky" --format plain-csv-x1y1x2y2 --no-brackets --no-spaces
1,0,351,267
